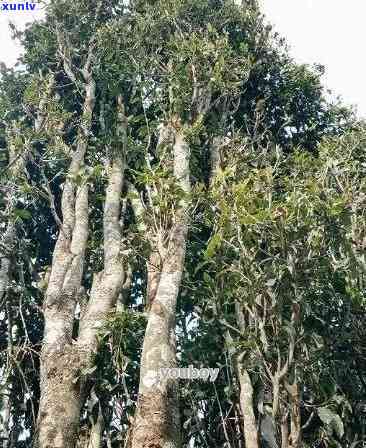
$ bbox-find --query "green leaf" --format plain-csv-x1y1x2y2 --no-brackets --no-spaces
204,233,222,259
318,407,344,439
14,209,32,220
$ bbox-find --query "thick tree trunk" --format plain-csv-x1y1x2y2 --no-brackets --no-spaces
131,125,190,448
131,263,183,448
36,91,127,448
36,75,94,448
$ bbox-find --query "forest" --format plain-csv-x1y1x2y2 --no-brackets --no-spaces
0,0,365,447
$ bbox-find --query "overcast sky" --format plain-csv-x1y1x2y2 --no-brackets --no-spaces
260,0,366,118
1,1,365,117
0,4,44,66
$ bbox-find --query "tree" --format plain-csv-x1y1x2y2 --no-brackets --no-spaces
199,126,366,447
0,1,363,447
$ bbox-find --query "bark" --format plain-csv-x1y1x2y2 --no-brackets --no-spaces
279,402,289,448
145,251,162,312
233,305,260,448
36,94,129,448
0,230,13,305
78,152,127,352
236,364,260,448
286,382,301,448
36,88,128,448
280,415,289,448
36,69,95,448
131,123,190,448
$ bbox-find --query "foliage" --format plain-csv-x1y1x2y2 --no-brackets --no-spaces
0,0,364,447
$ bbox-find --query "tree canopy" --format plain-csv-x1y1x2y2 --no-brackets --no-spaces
0,1,364,448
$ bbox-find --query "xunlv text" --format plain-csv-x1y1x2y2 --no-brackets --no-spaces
0,2,36,11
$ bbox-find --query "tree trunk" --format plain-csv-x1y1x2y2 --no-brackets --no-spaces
280,414,289,448
131,125,190,448
145,251,162,312
233,304,260,448
287,382,301,448
36,72,95,448
35,75,127,447
0,225,13,309
236,364,260,448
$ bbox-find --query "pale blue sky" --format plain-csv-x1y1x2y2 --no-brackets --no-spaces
1,1,365,117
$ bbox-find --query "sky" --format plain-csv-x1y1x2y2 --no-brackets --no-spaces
1,0,366,117
260,0,366,118
0,3,44,66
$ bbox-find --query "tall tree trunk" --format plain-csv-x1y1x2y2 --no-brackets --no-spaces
36,90,128,448
131,124,190,448
36,93,129,448
233,305,260,448
36,66,95,447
